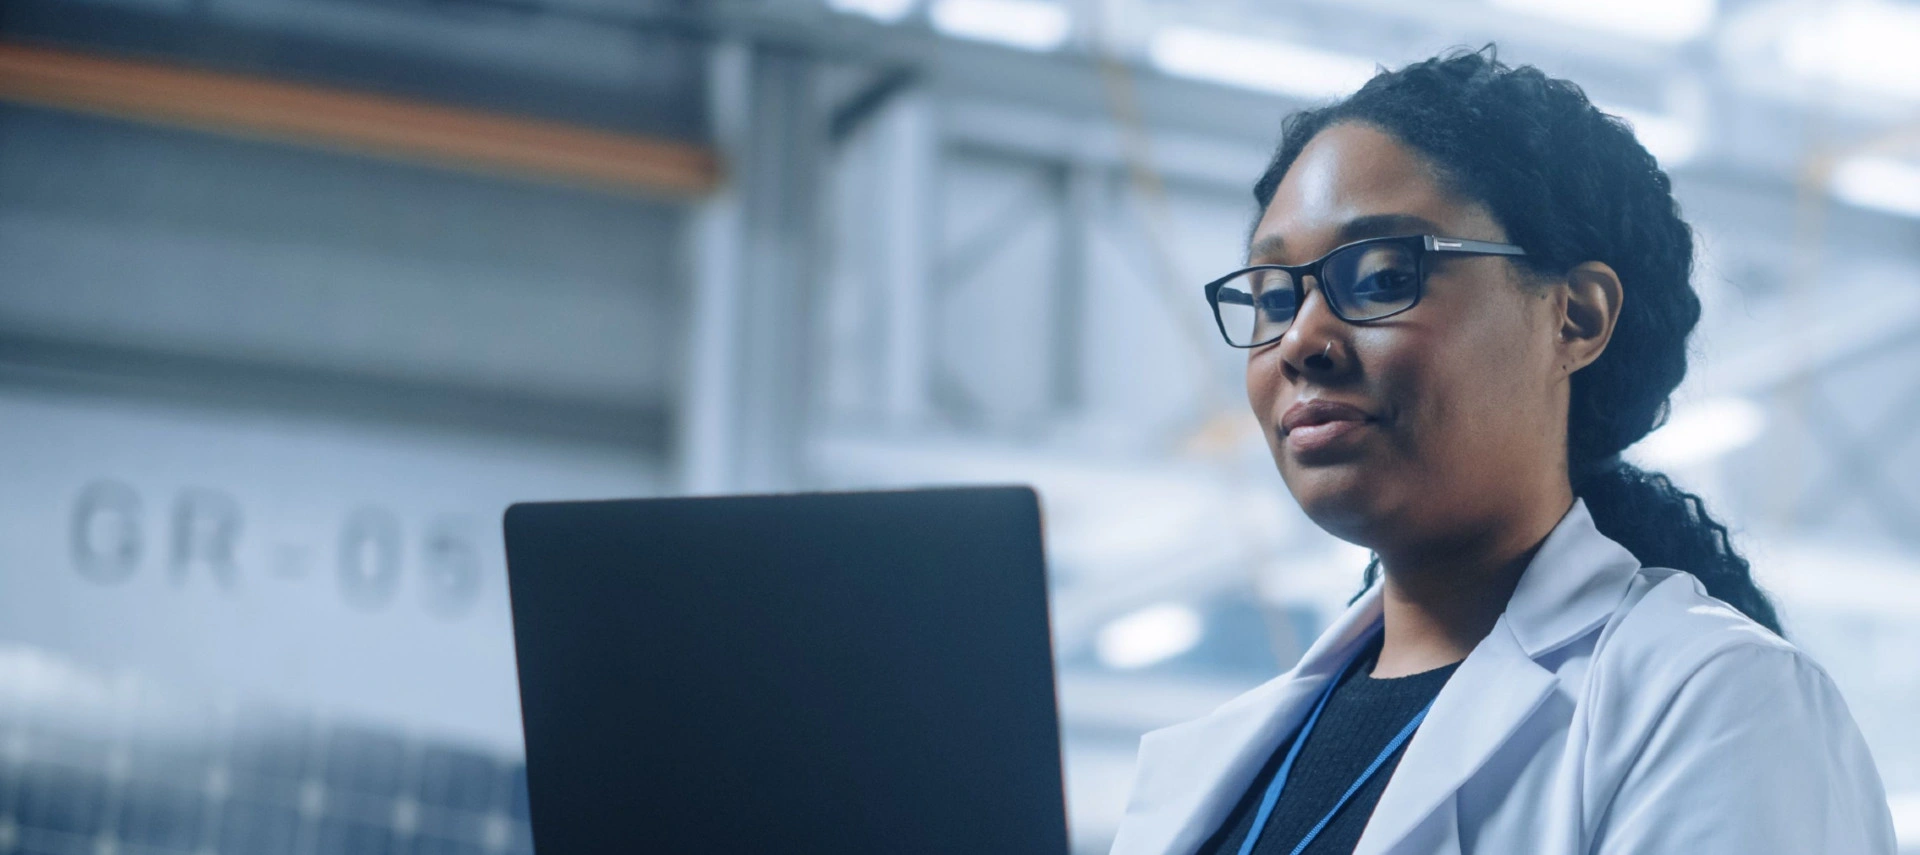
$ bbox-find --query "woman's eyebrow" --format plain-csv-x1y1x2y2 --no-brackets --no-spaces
1247,233,1287,264
1334,213,1442,244
1246,213,1443,264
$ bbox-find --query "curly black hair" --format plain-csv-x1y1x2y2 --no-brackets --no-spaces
1256,46,1782,634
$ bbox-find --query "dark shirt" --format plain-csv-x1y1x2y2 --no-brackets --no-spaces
1197,633,1461,855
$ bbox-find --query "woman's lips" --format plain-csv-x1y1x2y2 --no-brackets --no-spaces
1280,398,1377,457
1285,418,1371,455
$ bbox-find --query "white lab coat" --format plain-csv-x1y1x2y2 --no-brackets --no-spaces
1110,498,1898,855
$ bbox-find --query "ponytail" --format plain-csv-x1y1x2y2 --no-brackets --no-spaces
1348,465,1783,636
1576,461,1782,634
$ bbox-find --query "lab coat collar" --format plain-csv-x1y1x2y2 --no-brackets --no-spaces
1500,497,1644,659
1116,498,1641,855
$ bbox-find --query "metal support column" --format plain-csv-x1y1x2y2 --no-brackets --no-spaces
872,90,936,429
679,42,825,493
1055,159,1100,413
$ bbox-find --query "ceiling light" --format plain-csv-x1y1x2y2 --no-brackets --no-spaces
1631,397,1766,469
929,0,1072,52
1831,155,1920,219
1095,603,1204,670
1601,105,1702,169
1147,27,1376,101
1490,0,1717,43
1781,2,1920,101
828,0,918,23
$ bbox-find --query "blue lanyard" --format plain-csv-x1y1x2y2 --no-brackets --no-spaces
1235,636,1437,855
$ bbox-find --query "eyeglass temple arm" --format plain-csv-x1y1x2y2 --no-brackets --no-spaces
1425,236,1526,256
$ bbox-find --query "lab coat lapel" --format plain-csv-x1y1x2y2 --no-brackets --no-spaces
1353,498,1641,855
1112,586,1386,855
1349,620,1557,855
1114,499,1642,855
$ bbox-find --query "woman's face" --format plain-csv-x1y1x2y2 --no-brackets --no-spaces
1247,123,1571,550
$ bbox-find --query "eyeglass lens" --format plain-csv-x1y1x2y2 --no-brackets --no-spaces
1213,240,1421,346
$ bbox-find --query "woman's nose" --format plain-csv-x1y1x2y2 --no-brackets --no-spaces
1274,277,1350,380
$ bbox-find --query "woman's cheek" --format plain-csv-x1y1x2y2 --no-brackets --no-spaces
1365,348,1425,459
1245,351,1283,431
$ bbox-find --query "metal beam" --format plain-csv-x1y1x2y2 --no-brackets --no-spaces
1699,291,1920,395
0,330,670,452
0,41,719,197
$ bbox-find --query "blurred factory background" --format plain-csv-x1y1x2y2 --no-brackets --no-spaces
2,0,1919,852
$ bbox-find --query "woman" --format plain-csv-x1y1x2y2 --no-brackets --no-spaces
1110,49,1896,855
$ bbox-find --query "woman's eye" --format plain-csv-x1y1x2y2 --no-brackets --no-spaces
1349,268,1418,302
1257,289,1298,320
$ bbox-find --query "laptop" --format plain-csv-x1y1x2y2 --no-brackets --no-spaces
502,486,1070,854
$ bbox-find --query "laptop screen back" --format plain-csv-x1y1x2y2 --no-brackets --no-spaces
503,486,1069,854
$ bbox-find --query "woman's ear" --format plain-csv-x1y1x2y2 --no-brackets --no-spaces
1558,261,1623,374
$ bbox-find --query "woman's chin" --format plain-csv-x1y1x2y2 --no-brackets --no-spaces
1284,466,1391,543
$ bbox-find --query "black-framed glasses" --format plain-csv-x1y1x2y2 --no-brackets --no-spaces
1204,234,1526,348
